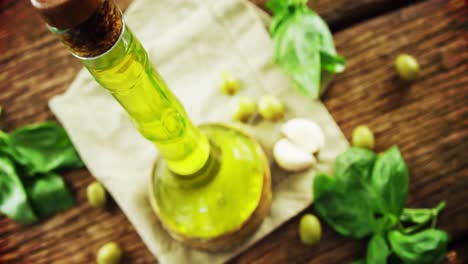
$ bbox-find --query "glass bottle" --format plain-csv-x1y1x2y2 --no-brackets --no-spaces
31,0,271,251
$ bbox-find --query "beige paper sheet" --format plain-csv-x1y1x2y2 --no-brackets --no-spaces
49,0,349,263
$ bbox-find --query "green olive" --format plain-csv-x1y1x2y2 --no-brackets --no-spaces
87,181,107,208
232,96,256,122
97,242,123,264
352,125,375,149
258,95,285,121
299,214,322,246
219,72,240,95
394,54,420,81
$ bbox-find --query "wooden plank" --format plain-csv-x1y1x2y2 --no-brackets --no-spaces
0,0,466,263
251,0,422,31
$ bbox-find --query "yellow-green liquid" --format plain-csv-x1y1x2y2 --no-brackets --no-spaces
153,124,266,238
82,26,210,176
80,25,267,239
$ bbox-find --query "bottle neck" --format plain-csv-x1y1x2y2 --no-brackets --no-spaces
48,1,211,176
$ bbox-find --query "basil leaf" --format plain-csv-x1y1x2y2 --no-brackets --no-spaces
0,155,37,224
366,233,389,264
335,147,377,185
371,146,409,217
400,208,432,224
388,229,449,264
266,0,308,15
272,10,322,98
320,51,346,73
268,0,345,99
0,131,29,166
314,172,378,239
314,149,380,238
400,201,446,234
313,172,336,199
8,122,83,176
401,201,446,224
25,172,73,218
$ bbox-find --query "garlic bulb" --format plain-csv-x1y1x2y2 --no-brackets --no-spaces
273,139,316,172
280,118,325,154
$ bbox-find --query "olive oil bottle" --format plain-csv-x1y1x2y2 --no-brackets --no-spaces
32,0,271,250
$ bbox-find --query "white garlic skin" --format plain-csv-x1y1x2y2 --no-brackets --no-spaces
273,138,316,172
280,118,325,154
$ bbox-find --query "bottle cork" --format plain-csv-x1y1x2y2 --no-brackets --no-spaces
30,0,123,57
31,0,100,29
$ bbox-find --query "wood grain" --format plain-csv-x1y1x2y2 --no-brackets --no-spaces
251,0,422,31
1,0,467,263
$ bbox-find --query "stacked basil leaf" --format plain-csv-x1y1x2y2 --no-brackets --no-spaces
0,122,83,224
267,0,345,99
314,147,449,263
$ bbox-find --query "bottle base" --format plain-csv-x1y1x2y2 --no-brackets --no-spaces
149,123,272,251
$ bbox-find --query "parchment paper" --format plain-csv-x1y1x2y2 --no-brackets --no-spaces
49,0,349,263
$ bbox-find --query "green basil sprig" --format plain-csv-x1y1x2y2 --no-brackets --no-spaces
7,122,83,176
388,229,449,264
267,0,345,99
314,146,449,263
0,122,82,224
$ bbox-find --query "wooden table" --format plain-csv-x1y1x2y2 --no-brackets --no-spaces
1,0,466,263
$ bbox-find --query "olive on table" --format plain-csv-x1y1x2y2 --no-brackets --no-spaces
87,181,107,208
352,125,375,149
97,242,123,264
394,54,420,81
299,214,322,246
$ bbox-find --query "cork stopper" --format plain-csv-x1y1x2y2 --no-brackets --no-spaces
31,0,123,58
31,0,100,29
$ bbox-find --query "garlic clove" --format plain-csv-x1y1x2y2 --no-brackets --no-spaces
273,138,316,172
280,118,325,154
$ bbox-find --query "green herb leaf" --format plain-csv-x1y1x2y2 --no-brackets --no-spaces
313,172,378,239
272,11,321,98
401,201,446,224
388,229,449,264
268,0,345,99
366,233,390,264
400,201,446,234
335,147,377,185
266,0,308,15
0,122,80,224
8,122,83,176
314,149,379,238
400,208,433,224
0,155,37,224
0,131,29,166
25,172,74,218
320,51,346,73
313,147,410,239
371,146,409,217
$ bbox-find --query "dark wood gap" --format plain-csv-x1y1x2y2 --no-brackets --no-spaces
324,0,427,32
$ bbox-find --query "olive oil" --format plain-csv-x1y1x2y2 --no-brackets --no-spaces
82,26,210,176
82,26,268,242
153,124,266,239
